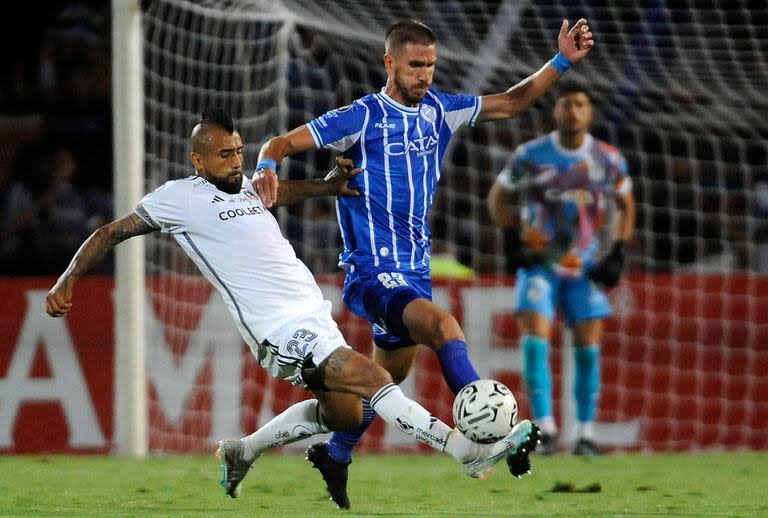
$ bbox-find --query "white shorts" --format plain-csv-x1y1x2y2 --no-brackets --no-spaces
257,301,350,387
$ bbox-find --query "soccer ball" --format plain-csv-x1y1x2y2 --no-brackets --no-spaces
452,379,518,444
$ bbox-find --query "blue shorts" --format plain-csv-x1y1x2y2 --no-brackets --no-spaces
342,268,432,350
513,266,611,325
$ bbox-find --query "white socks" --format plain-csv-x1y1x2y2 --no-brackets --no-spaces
367,383,498,465
444,429,488,464
239,384,509,467
369,383,453,452
538,415,558,436
241,399,329,462
576,420,595,440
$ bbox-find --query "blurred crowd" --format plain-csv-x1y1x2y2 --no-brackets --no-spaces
1,1,765,276
0,2,112,274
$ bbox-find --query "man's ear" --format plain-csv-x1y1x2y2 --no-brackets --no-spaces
189,152,202,171
383,53,394,74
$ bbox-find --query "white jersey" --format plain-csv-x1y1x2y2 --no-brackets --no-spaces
134,175,327,347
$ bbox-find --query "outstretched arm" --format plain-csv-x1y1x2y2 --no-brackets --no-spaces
46,213,156,317
270,156,362,207
254,125,317,208
477,18,595,123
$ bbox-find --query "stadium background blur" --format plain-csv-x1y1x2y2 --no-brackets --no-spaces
1,0,766,462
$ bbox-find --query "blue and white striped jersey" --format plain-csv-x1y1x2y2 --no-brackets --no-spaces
308,88,482,274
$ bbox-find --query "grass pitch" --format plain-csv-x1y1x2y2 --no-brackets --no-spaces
1,451,765,517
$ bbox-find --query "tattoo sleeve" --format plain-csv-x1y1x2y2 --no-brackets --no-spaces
322,347,354,374
63,212,156,279
274,179,329,207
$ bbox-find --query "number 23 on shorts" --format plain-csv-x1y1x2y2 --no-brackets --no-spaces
377,272,408,289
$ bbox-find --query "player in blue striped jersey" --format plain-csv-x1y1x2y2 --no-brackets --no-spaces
254,19,595,508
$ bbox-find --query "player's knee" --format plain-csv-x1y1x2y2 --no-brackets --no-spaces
359,361,394,397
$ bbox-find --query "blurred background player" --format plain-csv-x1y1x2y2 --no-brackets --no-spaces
45,107,539,503
487,83,635,455
253,18,594,507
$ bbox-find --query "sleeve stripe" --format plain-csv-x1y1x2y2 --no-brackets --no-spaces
307,121,324,148
135,204,160,228
468,96,482,127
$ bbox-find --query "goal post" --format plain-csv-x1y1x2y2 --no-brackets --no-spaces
112,0,147,457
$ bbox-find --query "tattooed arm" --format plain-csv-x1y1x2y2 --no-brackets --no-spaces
46,212,156,317
270,156,362,207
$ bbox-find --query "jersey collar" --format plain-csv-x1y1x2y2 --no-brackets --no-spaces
550,131,594,156
378,88,420,114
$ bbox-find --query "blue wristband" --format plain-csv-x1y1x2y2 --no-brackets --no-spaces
256,158,278,171
550,52,572,74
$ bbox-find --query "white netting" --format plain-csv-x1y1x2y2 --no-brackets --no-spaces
142,0,768,452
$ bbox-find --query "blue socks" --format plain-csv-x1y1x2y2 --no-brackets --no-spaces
573,345,600,423
522,336,600,426
435,339,481,394
327,398,376,464
522,335,553,420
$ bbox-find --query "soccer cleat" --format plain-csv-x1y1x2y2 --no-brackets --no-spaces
573,437,602,456
505,422,541,478
215,438,253,498
536,432,558,455
306,442,351,509
463,419,539,479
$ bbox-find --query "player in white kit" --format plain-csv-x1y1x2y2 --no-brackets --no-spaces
45,108,539,504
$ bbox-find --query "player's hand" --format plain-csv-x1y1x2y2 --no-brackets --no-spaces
588,240,626,287
46,276,75,317
323,156,362,197
522,227,548,252
253,166,279,208
512,227,549,268
558,18,594,63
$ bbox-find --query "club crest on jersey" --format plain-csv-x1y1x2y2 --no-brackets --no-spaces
384,135,438,157
420,104,436,123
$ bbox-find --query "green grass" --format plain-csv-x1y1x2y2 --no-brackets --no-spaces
1,452,765,517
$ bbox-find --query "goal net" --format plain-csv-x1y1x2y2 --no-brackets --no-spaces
141,0,768,453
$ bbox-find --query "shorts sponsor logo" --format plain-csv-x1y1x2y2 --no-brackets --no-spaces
526,275,549,303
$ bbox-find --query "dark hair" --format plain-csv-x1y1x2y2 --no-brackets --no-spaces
200,107,235,133
556,81,592,102
385,20,436,53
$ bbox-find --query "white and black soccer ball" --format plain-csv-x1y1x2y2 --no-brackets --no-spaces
452,379,518,444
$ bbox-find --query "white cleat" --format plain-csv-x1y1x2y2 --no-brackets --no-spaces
216,438,253,498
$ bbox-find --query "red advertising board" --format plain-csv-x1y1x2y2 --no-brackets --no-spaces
1,274,766,453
